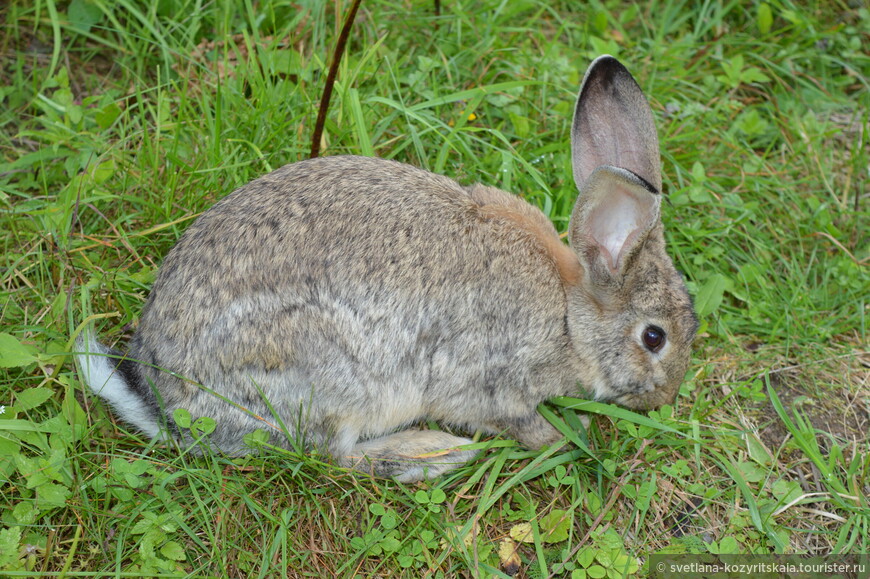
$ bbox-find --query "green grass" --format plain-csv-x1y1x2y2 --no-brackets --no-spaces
1,0,868,576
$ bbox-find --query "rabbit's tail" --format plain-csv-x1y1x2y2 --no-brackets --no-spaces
75,332,163,438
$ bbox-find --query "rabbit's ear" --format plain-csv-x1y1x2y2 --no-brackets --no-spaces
571,55,661,194
569,166,660,279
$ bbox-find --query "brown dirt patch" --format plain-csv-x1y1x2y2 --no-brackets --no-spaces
756,367,869,452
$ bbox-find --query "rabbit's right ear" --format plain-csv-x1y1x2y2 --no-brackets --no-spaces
570,55,661,193
569,56,663,285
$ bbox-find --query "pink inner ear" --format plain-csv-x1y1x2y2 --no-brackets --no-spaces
589,182,655,271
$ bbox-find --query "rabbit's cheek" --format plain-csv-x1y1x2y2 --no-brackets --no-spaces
587,364,634,402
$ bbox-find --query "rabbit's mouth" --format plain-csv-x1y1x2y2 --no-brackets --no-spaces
612,385,677,411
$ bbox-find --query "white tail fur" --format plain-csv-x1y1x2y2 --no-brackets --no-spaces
76,333,162,438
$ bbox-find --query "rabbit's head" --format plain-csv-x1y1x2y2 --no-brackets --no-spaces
566,56,698,410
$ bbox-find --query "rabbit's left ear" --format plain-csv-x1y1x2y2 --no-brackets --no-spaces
569,56,663,283
571,55,661,194
570,166,660,280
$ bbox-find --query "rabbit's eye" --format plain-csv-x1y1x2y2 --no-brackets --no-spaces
642,326,665,352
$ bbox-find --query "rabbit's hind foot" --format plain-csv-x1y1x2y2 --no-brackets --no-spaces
342,430,476,483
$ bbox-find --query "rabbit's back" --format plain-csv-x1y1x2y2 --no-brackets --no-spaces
128,156,579,453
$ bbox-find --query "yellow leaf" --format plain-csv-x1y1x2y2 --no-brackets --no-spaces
509,522,534,543
498,538,522,576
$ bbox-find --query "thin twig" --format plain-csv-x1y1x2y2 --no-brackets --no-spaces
812,231,868,265
310,0,365,158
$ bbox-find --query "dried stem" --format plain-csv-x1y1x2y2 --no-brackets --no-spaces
310,0,365,158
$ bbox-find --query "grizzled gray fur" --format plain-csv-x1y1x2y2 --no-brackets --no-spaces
77,56,698,482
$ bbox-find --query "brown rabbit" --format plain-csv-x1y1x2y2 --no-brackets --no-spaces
77,55,698,482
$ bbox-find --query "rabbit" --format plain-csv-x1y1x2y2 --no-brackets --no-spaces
76,55,699,482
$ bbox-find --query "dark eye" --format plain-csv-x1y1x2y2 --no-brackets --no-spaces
642,326,666,352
